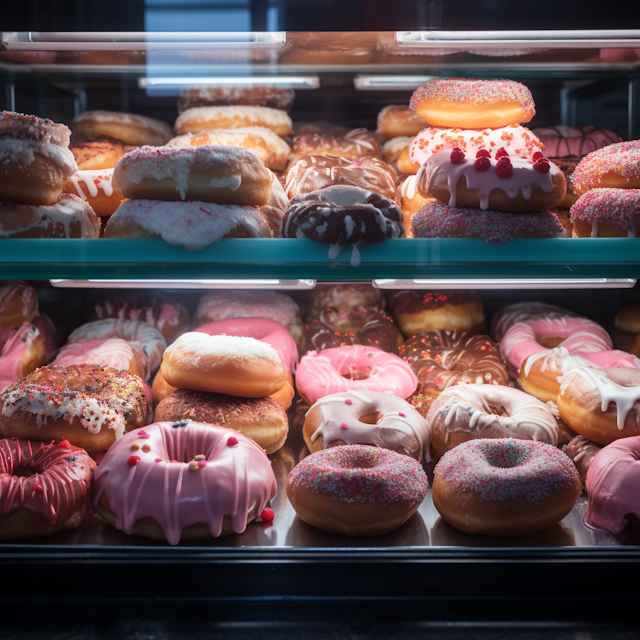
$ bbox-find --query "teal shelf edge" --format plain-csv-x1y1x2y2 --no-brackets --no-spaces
1,238,639,280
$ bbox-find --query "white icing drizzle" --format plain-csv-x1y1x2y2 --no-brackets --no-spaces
401,175,418,200
591,222,598,238
70,169,114,200
208,175,241,191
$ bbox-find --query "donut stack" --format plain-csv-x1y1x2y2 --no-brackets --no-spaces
404,78,567,242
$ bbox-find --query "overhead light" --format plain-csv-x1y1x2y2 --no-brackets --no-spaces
50,279,316,290
373,278,637,290
139,76,320,90
354,75,436,90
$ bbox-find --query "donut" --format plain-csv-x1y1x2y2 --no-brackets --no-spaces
491,301,576,342
427,384,560,459
286,444,428,536
397,147,419,175
63,168,123,217
417,149,567,212
382,136,412,172
288,127,382,167
584,436,640,534
0,282,39,329
53,339,144,380
0,364,149,452
91,294,189,345
69,111,174,146
69,136,135,171
615,303,640,335
0,324,46,391
195,291,302,343
161,332,288,398
282,186,405,268
389,290,485,336
261,169,289,235
411,201,564,243
562,434,603,488
397,175,436,233
155,389,288,453
113,145,272,205
548,155,581,208
105,198,272,250
151,369,176,403
94,421,277,544
284,155,398,202
167,127,291,172
572,141,640,195
432,438,581,536
570,188,640,237
377,106,426,139
0,193,100,239
296,345,418,405
302,390,430,461
531,125,622,158
409,125,544,169
31,314,59,363
0,111,77,206
410,78,536,129
303,311,403,355
68,318,166,382
177,85,294,113
558,367,640,445
0,438,95,540
175,106,292,137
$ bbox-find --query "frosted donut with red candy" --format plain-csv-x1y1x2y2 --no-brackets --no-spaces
0,324,46,392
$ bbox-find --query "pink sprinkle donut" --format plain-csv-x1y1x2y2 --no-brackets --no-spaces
286,444,429,536
432,438,581,536
570,188,640,238
585,436,640,534
572,141,640,195
94,421,277,545
0,323,45,391
296,345,418,405
531,125,622,158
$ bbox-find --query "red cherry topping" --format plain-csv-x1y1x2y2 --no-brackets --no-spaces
57,438,70,448
533,159,550,173
449,147,465,164
227,436,239,447
340,423,348,429
532,151,545,162
495,159,513,179
127,455,140,467
345,399,353,405
476,149,491,159
261,508,275,522
495,147,509,160
399,412,406,418
473,157,491,172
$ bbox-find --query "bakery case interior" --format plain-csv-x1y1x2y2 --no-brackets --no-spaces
2,23,640,625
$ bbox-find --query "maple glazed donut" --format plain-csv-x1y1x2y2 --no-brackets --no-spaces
0,438,96,540
377,105,426,139
287,444,429,536
70,136,135,171
0,282,39,329
0,324,46,391
177,84,295,112
175,106,292,137
70,111,174,147
570,189,640,238
113,145,272,205
427,384,561,459
94,421,277,544
531,125,622,158
410,78,536,129
296,345,418,405
572,141,640,195
288,127,382,166
0,111,77,205
432,438,581,536
155,390,288,454
0,364,149,452
303,390,431,462
63,168,123,217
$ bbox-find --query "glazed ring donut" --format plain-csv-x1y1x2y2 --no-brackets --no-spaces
155,389,288,453
63,168,124,217
0,111,77,206
0,438,96,540
68,318,166,382
398,175,436,234
0,282,39,329
418,148,567,212
70,136,135,171
427,384,560,458
287,444,429,536
570,188,640,238
70,111,174,146
175,106,292,137
531,125,621,158
389,290,485,336
0,193,100,239
410,78,536,129
177,85,295,113
491,301,576,343
558,367,640,445
0,364,150,452
572,141,640,195
377,106,426,139
114,145,272,205
94,421,277,544
296,345,418,405
288,128,382,167
303,390,431,461
161,332,288,398
0,324,46,392
167,128,291,172
432,438,581,536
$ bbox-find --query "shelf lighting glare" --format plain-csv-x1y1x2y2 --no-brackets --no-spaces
49,279,316,290
373,279,637,290
139,76,320,90
354,75,436,90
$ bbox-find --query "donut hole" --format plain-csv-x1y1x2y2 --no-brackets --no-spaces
340,367,372,381
539,337,564,349
341,450,378,470
487,404,510,418
12,465,39,478
358,411,383,425
483,444,529,469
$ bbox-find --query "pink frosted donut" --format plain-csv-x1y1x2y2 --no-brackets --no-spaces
490,301,577,342
195,318,298,372
531,125,622,158
585,436,640,534
296,345,418,405
572,141,640,195
94,421,277,545
0,323,45,391
53,339,142,378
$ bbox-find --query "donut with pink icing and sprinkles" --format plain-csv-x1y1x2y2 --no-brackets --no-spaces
432,438,581,536
572,141,640,195
410,78,535,129
570,188,640,238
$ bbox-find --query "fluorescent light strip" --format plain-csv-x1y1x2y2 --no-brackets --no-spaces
354,75,436,90
373,279,637,290
139,76,320,90
50,279,316,290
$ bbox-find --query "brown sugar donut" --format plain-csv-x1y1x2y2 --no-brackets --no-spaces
175,106,292,137
70,136,135,171
377,106,426,139
177,85,295,113
70,111,174,146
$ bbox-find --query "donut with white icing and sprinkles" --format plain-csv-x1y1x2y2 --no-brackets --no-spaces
572,141,640,195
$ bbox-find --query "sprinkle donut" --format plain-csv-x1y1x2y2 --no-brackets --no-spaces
295,345,418,405
432,438,581,536
571,141,640,195
287,444,429,536
94,421,277,544
0,324,46,392
570,188,640,238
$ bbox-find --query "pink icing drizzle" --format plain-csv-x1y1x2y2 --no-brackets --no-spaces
53,338,138,372
0,323,41,391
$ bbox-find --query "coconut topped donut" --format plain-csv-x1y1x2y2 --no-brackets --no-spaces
0,111,71,147
572,141,640,194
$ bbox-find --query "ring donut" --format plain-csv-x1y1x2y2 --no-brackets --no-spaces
0,324,46,392
175,106,292,137
377,106,425,139
70,111,174,147
571,141,640,195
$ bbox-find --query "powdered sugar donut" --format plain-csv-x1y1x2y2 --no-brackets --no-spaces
531,125,622,158
175,106,292,137
570,188,640,238
0,324,46,391
572,141,640,195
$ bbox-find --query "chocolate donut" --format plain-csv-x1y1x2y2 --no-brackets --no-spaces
562,434,603,488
